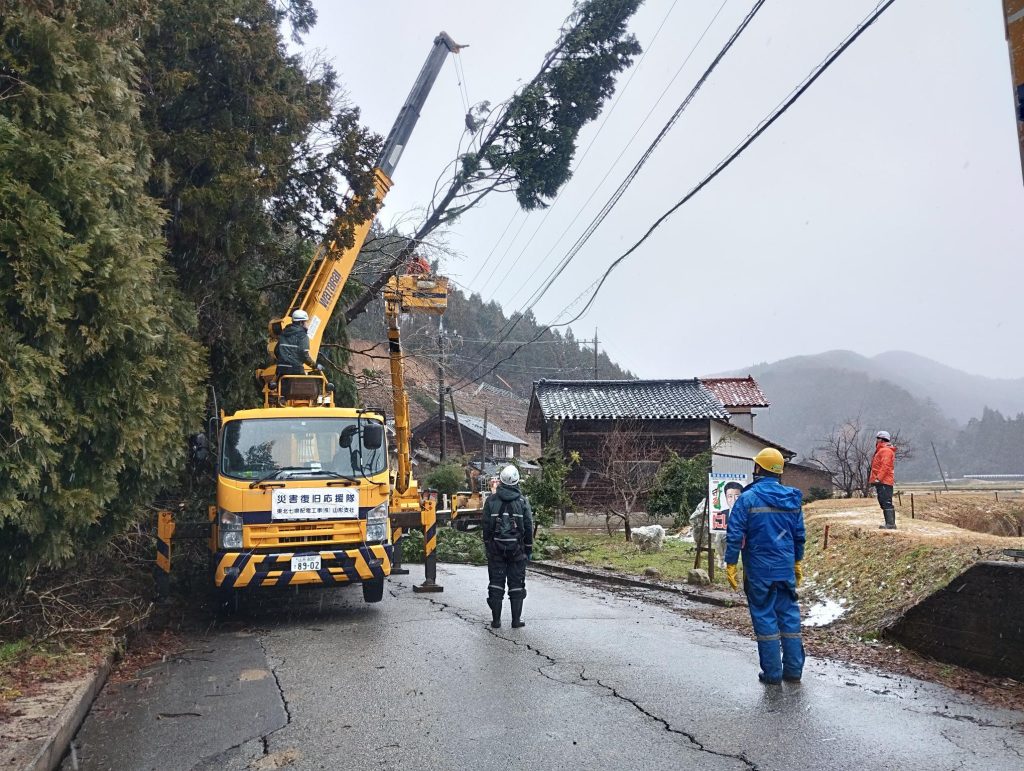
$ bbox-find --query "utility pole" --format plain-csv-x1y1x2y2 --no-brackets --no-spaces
593,327,599,380
437,317,446,461
480,408,489,476
931,441,949,492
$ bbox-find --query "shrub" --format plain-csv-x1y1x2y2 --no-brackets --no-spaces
424,463,467,497
805,486,834,503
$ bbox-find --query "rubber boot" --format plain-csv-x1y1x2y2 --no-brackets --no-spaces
487,597,501,628
879,508,897,530
510,598,525,628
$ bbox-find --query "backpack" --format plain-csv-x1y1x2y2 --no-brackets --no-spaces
491,499,523,555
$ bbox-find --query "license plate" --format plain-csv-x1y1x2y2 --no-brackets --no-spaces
290,555,321,572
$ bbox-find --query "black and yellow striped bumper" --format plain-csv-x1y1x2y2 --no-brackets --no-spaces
213,544,393,589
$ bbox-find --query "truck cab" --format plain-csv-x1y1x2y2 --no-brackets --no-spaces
211,407,393,603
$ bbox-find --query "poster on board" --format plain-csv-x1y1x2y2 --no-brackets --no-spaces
708,473,748,533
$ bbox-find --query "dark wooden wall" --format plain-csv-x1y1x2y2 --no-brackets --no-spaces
550,419,711,512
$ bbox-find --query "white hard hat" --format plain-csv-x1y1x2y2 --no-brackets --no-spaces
876,430,891,441
291,309,309,322
499,465,520,486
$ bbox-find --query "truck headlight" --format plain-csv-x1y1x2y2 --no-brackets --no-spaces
366,502,388,542
219,509,243,550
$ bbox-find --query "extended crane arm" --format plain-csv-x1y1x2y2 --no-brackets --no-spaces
259,32,462,389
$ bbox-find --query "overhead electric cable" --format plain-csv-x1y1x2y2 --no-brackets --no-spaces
471,0,688,296
475,0,693,297
453,0,765,388
516,0,767,317
450,0,899,393
501,0,731,306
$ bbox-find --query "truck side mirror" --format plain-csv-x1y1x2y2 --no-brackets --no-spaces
363,423,384,450
188,432,211,470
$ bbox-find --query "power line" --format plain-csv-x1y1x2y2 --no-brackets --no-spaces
475,0,693,299
557,0,899,328
515,0,766,318
452,0,765,389
500,0,731,308
451,0,900,393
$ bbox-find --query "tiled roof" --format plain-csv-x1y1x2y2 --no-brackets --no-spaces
530,379,731,423
700,377,770,408
445,412,528,445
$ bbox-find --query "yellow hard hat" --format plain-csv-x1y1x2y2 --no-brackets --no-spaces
753,447,785,475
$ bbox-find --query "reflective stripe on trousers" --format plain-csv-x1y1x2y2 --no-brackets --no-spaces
745,576,804,681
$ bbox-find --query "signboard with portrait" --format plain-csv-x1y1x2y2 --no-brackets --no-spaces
708,473,748,533
271,487,360,520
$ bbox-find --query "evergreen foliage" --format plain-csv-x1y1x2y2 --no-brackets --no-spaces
137,0,379,410
953,408,1024,476
349,278,634,397
342,0,644,324
521,425,578,529
424,463,466,496
0,1,204,586
647,451,711,526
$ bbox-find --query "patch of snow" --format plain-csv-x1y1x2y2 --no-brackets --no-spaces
802,597,847,627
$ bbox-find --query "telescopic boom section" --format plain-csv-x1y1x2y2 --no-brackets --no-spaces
384,274,449,494
259,32,462,389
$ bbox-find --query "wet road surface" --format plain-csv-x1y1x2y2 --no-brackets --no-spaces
65,564,1024,770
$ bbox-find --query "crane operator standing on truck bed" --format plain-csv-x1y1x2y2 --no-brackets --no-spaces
483,465,534,629
275,309,322,394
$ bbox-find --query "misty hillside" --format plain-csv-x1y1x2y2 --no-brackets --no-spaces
731,351,1024,480
741,350,1024,424
347,283,633,397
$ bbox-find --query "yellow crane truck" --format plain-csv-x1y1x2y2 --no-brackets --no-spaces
158,33,461,609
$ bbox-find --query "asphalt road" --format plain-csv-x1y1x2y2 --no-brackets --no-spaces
65,565,1024,770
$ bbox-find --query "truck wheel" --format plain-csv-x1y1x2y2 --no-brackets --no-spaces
453,518,467,532
362,577,385,603
210,582,240,616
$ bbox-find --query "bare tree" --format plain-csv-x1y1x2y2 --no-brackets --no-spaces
596,422,661,541
811,417,913,498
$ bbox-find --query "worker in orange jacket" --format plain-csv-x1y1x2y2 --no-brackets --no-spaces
869,431,896,530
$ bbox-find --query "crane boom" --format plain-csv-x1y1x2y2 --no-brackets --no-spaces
258,32,462,394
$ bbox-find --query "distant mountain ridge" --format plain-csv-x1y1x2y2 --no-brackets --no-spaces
739,350,1024,424
723,350,1024,481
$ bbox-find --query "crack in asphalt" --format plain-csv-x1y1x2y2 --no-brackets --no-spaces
1002,737,1024,758
410,585,758,769
910,709,1015,729
579,668,759,770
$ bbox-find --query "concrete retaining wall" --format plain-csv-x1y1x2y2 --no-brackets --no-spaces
887,561,1024,680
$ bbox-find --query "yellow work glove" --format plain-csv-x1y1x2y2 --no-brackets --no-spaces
794,561,803,587
725,563,738,591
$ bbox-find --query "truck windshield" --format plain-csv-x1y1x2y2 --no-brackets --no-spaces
221,417,387,481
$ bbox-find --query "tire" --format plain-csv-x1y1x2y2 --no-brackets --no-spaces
214,586,240,616
453,518,468,532
362,576,385,603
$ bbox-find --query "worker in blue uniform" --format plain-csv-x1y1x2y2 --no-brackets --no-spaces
724,448,806,684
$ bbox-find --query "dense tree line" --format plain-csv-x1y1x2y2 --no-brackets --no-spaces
349,280,634,397
1,0,645,587
0,0,375,587
952,408,1024,476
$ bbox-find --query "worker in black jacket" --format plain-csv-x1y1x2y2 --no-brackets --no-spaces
275,309,322,396
482,465,533,629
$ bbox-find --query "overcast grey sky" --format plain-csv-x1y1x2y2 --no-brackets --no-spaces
305,1,1024,379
